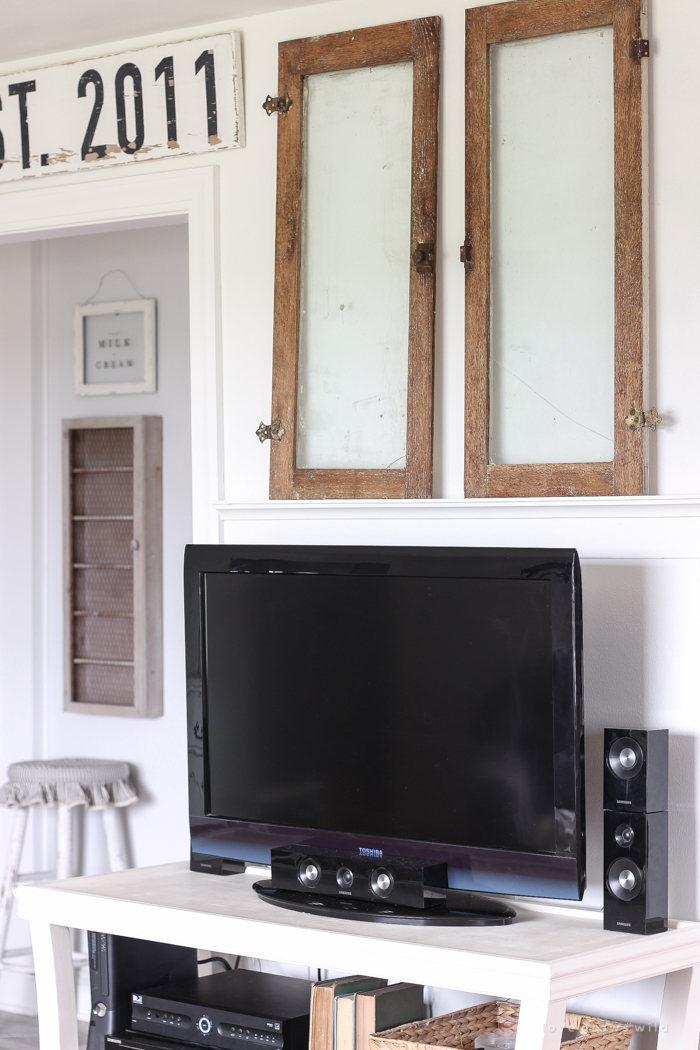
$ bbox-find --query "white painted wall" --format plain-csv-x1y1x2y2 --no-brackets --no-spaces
0,241,40,1013
41,224,192,871
0,0,698,1035
0,243,34,788
0,223,191,1014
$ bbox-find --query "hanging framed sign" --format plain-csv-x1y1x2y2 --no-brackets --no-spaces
74,299,156,396
0,33,244,182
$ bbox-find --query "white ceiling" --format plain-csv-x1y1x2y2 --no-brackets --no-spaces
0,0,329,65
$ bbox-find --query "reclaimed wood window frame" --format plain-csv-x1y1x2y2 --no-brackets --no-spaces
63,416,162,717
464,0,648,497
268,18,440,500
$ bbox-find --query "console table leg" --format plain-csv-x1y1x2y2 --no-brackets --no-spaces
29,921,79,1050
658,966,700,1050
515,999,568,1050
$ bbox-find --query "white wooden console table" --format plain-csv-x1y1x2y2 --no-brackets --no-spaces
14,863,700,1050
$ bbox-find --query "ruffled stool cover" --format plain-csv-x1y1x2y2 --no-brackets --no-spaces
0,758,138,811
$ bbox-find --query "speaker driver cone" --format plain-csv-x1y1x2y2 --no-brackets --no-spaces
336,866,354,889
370,867,394,898
607,737,644,780
298,859,321,888
614,824,635,848
607,857,643,901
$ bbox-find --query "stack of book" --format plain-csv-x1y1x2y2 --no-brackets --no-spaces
309,976,424,1050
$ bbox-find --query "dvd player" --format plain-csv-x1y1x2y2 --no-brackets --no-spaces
108,1034,193,1050
128,969,312,1050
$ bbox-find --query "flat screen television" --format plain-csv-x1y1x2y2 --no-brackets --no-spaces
185,545,585,902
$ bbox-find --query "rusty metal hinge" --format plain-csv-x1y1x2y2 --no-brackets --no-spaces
412,242,435,275
263,94,293,116
624,406,662,432
631,37,650,61
256,419,286,443
460,239,473,272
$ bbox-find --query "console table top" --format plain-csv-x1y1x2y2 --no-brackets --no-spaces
15,861,700,1002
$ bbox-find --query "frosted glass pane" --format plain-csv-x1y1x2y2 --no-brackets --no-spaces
490,27,615,465
296,63,413,470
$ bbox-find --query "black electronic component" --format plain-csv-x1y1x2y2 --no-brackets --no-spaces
107,1035,188,1050
86,933,197,1050
603,728,669,936
270,846,447,909
190,853,246,876
129,969,312,1050
603,809,668,935
185,544,585,905
603,729,668,814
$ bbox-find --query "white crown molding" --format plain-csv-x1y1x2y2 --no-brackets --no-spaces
214,497,700,560
215,496,700,521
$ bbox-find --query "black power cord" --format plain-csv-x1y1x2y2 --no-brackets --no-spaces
198,956,233,972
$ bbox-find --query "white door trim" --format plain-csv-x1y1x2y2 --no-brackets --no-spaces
0,165,221,542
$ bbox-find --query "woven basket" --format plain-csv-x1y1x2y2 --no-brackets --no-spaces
368,1001,633,1050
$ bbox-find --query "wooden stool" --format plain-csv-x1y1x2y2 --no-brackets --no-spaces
0,758,138,976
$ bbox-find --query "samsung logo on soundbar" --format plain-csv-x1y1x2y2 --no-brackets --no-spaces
358,847,383,858
617,800,632,805
616,922,631,927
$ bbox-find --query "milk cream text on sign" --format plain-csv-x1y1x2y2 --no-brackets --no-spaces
0,33,244,181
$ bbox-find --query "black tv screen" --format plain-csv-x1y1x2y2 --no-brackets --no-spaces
186,546,585,900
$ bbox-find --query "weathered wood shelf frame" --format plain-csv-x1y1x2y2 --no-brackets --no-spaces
268,17,440,500
464,0,649,498
63,416,162,718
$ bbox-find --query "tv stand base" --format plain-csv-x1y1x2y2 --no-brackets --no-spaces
252,880,516,926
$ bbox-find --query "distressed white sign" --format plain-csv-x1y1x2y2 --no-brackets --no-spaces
0,33,244,181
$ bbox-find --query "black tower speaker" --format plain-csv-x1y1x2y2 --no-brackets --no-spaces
86,933,198,1050
603,728,669,935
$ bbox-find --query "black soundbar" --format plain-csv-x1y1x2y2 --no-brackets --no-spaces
270,845,448,909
